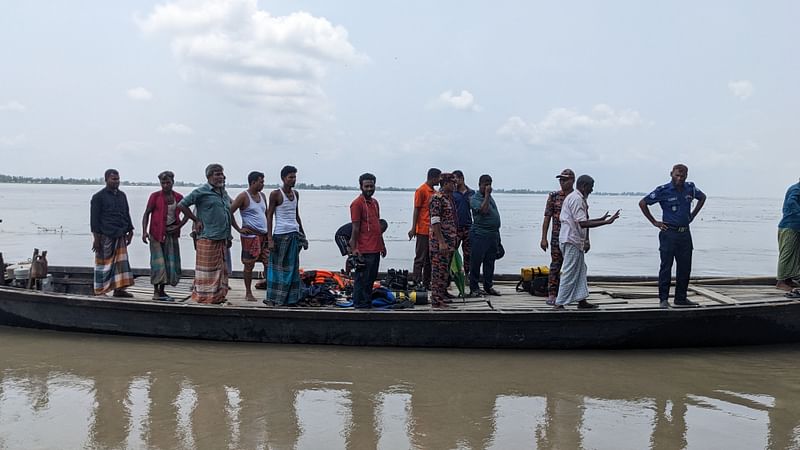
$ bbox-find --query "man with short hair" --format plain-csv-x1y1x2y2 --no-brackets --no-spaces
142,170,186,301
349,173,388,308
452,170,474,277
408,168,441,289
231,171,269,302
540,169,575,305
469,174,502,297
639,164,707,308
777,178,800,292
555,175,620,309
266,165,305,306
178,164,233,304
91,169,135,296
429,173,459,308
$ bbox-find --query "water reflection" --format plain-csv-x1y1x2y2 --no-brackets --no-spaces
1,328,799,449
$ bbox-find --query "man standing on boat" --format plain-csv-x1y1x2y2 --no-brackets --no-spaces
231,171,269,302
349,173,387,309
141,170,186,301
452,170,474,278
540,168,575,305
469,174,502,297
776,178,800,293
639,164,707,308
429,173,459,308
408,168,441,289
178,164,233,304
554,175,620,309
266,165,305,306
90,169,135,297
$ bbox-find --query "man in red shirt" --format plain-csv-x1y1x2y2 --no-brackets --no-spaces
350,173,387,308
408,168,441,289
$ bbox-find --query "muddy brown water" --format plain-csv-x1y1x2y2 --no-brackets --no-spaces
1,327,798,449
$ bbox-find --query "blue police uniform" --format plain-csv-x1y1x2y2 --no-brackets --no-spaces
643,181,706,304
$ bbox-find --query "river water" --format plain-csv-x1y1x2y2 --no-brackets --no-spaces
1,184,797,449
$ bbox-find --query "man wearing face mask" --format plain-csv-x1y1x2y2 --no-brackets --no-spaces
349,173,387,309
178,163,233,304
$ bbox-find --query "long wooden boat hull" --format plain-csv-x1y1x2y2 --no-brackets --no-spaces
2,285,800,349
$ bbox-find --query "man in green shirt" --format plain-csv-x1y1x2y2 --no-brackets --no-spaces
469,174,502,296
178,163,233,304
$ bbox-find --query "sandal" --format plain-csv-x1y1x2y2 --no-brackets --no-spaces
784,291,800,299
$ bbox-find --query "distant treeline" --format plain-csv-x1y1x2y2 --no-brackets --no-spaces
0,174,644,195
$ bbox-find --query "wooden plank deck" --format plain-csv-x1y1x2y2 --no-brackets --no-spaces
120,277,794,312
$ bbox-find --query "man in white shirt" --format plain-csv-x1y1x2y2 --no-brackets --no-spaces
554,175,620,309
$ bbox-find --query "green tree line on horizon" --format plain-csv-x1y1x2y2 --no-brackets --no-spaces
0,174,645,195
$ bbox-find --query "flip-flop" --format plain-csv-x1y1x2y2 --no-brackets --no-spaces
785,291,800,299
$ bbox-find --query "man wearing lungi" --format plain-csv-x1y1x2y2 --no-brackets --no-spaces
231,171,269,302
91,169,135,296
776,178,800,293
178,164,233,304
639,164,707,308
266,165,305,306
142,170,187,301
554,175,620,309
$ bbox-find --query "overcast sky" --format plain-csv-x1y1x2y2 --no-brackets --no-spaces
1,0,798,196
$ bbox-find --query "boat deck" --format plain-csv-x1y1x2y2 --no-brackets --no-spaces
120,277,793,312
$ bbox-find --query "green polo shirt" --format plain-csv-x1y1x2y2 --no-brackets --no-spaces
470,191,501,237
179,183,232,241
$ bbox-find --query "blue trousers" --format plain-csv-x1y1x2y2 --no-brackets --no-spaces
353,253,380,308
469,231,498,291
658,230,693,302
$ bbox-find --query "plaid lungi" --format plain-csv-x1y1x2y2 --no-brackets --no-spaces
778,228,800,281
555,242,589,306
266,232,301,305
94,235,134,295
149,234,182,286
192,239,229,304
241,234,269,264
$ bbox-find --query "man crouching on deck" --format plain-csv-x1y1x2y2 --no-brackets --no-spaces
91,169,135,297
178,164,233,304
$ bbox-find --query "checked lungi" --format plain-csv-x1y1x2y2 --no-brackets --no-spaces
266,232,301,305
149,234,181,287
555,242,589,306
192,239,229,304
778,228,800,281
241,234,269,265
94,235,134,295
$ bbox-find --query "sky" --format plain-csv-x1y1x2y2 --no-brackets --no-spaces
1,0,798,196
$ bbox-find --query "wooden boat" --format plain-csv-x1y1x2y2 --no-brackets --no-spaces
1,266,798,349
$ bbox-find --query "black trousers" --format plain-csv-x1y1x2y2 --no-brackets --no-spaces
353,253,380,307
469,231,499,292
658,229,693,302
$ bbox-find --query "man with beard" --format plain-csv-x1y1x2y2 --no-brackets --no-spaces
349,173,387,308
266,165,305,306
231,171,269,302
91,169,135,296
639,164,707,308
178,164,233,304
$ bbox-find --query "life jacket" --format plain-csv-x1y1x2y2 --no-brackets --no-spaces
300,269,350,290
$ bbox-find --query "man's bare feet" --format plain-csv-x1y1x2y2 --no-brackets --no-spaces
776,280,796,291
245,294,257,302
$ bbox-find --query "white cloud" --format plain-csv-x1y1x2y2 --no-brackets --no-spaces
0,101,26,112
728,80,754,100
157,123,194,135
0,134,27,147
497,104,647,146
127,87,153,101
137,0,366,116
429,90,481,112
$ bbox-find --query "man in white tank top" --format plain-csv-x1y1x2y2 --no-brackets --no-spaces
265,165,305,306
231,171,269,301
